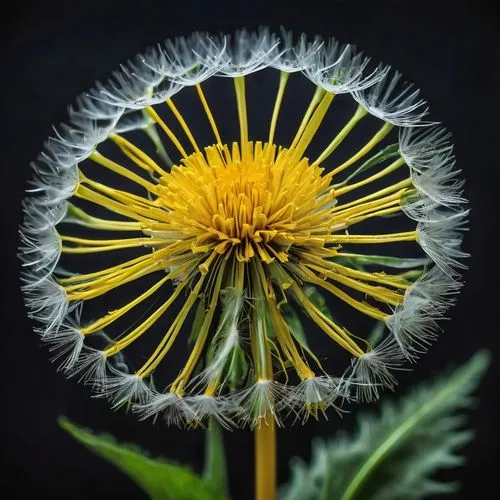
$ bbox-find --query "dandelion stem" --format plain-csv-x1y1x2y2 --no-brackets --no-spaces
254,417,276,500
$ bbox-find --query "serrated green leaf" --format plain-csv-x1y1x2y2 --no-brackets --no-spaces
204,419,229,498
279,351,490,500
59,417,225,500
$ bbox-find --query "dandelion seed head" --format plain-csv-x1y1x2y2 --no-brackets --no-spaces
19,29,468,427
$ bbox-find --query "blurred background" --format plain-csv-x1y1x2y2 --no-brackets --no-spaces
1,0,499,498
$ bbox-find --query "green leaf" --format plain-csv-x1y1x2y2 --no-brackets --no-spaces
204,419,229,498
280,351,490,500
334,254,430,271
336,144,400,187
367,321,386,346
188,299,207,346
304,286,334,321
58,417,225,500
282,304,308,347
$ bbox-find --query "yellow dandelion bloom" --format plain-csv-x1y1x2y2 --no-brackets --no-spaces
20,29,468,430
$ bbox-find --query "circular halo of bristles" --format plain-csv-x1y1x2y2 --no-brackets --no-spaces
18,28,469,428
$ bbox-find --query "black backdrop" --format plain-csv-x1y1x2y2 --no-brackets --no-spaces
1,1,499,499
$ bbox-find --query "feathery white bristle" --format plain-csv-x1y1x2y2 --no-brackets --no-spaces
281,376,344,422
352,71,434,127
400,126,466,213
343,336,406,402
139,32,226,85
73,83,125,121
21,275,72,333
133,392,196,427
233,379,286,428
405,265,461,311
43,320,84,371
416,210,469,278
18,227,62,280
22,200,68,230
219,28,280,77
113,109,155,133
66,347,107,388
304,39,387,94
183,394,234,429
27,162,79,204
269,30,323,72
99,370,153,408
387,266,461,358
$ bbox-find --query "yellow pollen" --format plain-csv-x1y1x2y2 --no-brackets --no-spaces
153,141,336,264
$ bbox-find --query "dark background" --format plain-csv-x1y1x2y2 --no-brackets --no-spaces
1,0,499,498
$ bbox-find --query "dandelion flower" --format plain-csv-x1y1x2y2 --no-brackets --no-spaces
19,29,468,433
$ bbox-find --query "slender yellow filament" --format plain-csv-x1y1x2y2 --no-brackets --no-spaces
296,252,410,290
67,262,163,301
59,251,156,285
170,256,228,395
268,298,315,379
335,157,406,197
145,106,188,158
333,178,412,212
195,83,222,145
79,178,169,222
292,92,335,159
290,86,326,150
75,185,152,222
347,204,404,226
332,189,407,219
136,274,207,378
110,133,168,177
304,262,403,306
166,98,200,153
290,281,364,356
234,76,249,159
332,121,394,176
104,276,191,357
313,104,367,166
89,151,157,192
66,204,142,232
325,231,416,244
268,71,289,145
82,274,170,334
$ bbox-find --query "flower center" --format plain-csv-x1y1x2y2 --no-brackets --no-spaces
154,141,336,264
